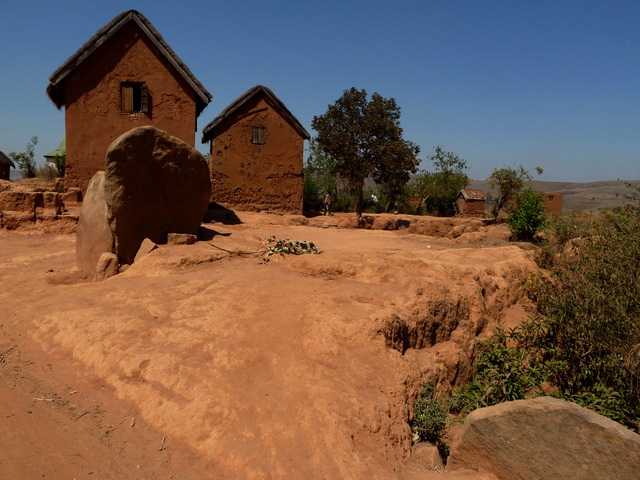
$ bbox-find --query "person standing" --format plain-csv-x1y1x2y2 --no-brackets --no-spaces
323,192,332,216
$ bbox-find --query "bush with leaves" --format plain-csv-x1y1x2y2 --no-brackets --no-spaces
525,204,640,429
411,383,450,459
449,331,547,415
451,199,640,431
489,166,532,219
508,188,546,240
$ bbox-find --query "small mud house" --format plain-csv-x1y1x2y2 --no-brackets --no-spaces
456,188,486,216
0,151,14,180
202,85,310,213
543,192,563,216
46,10,212,191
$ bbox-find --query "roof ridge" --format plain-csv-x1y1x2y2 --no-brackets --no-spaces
201,85,309,143
46,10,212,116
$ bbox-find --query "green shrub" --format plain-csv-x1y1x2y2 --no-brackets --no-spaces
412,383,447,444
525,205,640,429
508,188,546,240
449,331,546,414
453,203,640,431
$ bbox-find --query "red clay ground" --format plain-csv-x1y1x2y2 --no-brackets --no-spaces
1,213,536,479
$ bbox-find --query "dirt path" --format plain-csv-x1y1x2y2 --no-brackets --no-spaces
1,222,536,479
0,234,214,479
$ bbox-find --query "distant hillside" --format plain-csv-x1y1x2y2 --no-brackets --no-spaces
468,179,640,212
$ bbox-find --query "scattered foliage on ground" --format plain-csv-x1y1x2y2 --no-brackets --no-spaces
262,236,320,262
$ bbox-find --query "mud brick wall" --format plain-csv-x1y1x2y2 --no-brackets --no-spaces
543,192,563,216
208,98,304,214
62,22,197,192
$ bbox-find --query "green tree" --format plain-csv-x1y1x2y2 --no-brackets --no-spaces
305,139,337,194
373,137,420,211
407,170,436,212
489,166,531,219
423,146,469,215
312,88,419,217
10,136,38,178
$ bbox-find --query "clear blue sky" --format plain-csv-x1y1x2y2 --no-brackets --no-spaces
0,0,638,181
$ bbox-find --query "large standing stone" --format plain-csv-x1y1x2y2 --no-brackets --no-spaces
76,171,113,275
448,396,640,480
103,127,211,264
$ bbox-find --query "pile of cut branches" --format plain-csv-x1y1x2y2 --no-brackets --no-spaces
263,236,320,262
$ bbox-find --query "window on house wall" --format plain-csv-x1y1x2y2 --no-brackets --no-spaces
121,82,149,114
251,126,265,145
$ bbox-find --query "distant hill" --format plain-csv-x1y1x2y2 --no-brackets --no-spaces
468,179,640,212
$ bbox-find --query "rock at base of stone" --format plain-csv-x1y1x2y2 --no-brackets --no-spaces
134,238,158,263
448,396,640,480
411,443,444,471
167,233,197,245
95,252,118,280
104,126,211,264
76,172,114,276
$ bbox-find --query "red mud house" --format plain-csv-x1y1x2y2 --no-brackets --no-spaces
202,85,310,213
46,10,212,191
456,188,486,216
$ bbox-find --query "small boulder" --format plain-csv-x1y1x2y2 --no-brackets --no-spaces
409,443,444,471
448,396,640,480
95,252,118,280
76,172,114,276
104,126,211,264
134,238,158,263
167,233,197,245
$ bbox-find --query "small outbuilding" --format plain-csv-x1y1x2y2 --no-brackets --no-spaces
542,192,563,216
202,85,310,213
46,9,212,192
0,151,14,181
456,188,486,216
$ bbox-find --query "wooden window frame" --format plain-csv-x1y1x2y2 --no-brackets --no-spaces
251,126,265,145
120,82,150,115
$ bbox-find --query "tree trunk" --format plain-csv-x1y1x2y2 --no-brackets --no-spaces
354,183,364,218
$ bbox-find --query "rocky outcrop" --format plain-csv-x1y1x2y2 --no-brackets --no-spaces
104,126,211,264
448,397,640,480
76,172,113,276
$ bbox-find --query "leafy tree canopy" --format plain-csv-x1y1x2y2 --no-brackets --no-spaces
9,136,38,179
408,146,469,216
312,88,419,216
